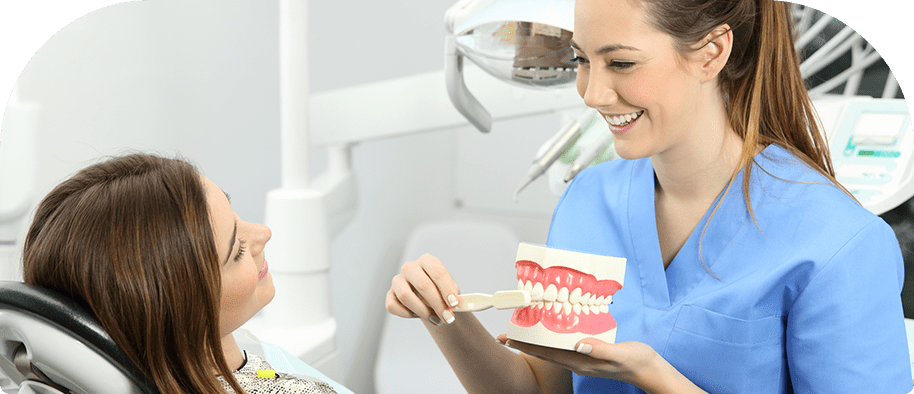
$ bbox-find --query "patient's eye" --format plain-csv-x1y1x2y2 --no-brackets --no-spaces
234,239,247,262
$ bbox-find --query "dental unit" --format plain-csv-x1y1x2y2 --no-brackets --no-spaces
514,108,596,200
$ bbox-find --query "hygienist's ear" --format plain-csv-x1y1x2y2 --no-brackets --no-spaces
693,24,733,83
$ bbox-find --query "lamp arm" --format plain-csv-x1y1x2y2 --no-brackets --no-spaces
445,36,492,133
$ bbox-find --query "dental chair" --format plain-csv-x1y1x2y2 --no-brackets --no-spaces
0,281,158,394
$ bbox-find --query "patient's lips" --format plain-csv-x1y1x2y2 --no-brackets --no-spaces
511,260,622,335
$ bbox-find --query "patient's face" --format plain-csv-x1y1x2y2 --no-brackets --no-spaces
204,176,275,336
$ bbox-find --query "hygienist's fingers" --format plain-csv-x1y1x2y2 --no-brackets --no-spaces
416,253,461,309
389,275,437,322
385,288,418,319
400,261,453,324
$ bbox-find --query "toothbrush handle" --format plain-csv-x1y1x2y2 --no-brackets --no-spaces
453,293,494,312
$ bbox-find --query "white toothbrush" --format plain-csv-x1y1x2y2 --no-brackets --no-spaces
453,290,532,312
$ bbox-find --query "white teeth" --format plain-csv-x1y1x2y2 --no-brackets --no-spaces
516,281,613,316
531,282,544,301
544,284,558,302
557,287,569,303
606,110,643,127
569,288,582,304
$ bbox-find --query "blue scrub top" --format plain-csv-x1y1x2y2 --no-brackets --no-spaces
547,144,912,393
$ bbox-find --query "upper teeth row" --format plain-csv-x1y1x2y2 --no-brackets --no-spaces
517,280,612,306
606,110,643,127
530,300,609,316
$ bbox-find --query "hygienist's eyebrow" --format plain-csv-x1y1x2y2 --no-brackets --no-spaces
570,40,640,54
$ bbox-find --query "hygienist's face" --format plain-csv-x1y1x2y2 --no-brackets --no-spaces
572,0,705,160
205,176,275,337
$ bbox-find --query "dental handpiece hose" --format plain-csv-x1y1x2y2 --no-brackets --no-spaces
514,108,597,200
565,130,614,182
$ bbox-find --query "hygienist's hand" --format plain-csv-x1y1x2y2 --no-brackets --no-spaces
386,253,461,327
495,335,708,394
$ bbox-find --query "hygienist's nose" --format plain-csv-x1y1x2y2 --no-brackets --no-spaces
579,68,619,110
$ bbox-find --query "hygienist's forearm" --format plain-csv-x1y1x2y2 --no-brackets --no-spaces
423,313,545,394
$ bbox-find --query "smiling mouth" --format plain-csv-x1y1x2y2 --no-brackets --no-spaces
604,110,644,128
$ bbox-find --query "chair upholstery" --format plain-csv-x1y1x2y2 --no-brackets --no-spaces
0,281,158,394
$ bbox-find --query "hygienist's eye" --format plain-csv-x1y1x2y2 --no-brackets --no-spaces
571,56,588,66
610,61,635,70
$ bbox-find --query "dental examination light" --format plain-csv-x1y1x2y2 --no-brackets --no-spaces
442,0,615,199
444,0,575,133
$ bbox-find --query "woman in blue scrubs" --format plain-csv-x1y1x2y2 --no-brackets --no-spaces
385,0,913,392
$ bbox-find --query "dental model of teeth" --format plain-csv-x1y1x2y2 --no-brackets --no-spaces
507,242,627,351
605,110,644,127
518,280,612,317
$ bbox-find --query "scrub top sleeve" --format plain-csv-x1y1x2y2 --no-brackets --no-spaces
786,218,912,393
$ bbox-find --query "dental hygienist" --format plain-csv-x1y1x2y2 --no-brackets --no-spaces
386,0,912,392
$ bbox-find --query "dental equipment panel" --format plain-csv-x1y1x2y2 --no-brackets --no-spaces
819,98,913,215
445,0,575,133
508,242,626,350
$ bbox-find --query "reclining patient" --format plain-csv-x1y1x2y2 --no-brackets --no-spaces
22,153,341,394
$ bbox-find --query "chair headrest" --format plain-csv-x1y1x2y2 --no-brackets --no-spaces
0,281,159,394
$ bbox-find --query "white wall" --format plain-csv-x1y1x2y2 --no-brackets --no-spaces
0,0,567,392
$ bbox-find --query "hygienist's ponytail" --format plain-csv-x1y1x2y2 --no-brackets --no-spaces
726,0,853,213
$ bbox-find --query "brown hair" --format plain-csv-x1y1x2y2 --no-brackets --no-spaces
22,153,246,394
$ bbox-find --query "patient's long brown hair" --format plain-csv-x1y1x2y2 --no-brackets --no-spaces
23,153,246,394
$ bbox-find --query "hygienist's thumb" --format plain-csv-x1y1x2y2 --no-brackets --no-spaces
573,338,607,356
